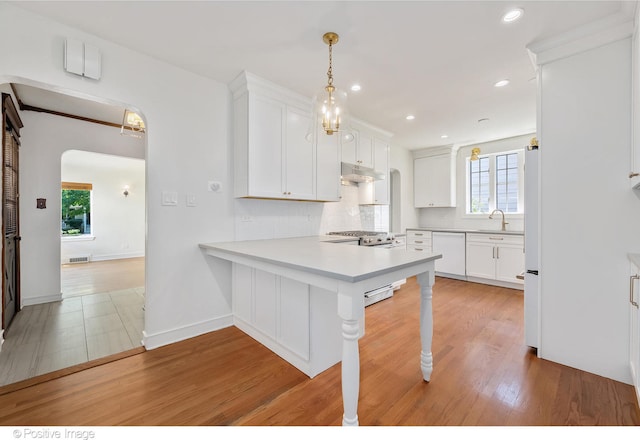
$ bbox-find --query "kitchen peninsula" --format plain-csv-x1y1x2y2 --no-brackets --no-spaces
199,236,441,426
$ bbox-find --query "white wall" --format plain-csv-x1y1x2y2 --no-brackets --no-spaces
61,150,145,263
390,144,420,233
18,111,144,305
0,3,235,348
536,36,638,383
416,133,533,232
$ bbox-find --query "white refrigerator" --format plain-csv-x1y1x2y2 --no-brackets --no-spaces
524,144,539,349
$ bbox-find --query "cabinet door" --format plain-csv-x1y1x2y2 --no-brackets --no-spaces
285,107,315,200
357,131,374,168
372,138,389,204
466,242,496,280
495,245,524,284
414,154,455,208
249,95,284,198
316,125,341,202
341,129,357,164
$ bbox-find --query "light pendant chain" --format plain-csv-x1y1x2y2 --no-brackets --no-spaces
327,42,334,86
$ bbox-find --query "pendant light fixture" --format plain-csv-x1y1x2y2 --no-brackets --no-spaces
120,109,145,138
314,32,349,136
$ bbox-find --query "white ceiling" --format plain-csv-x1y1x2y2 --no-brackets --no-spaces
11,1,634,150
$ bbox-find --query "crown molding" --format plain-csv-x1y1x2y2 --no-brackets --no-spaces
527,11,634,66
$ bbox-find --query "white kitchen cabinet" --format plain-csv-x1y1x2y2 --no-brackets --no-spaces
359,138,390,205
231,72,318,201
466,233,524,288
406,229,432,252
316,126,342,202
342,128,373,168
432,232,466,278
629,256,640,406
414,153,456,208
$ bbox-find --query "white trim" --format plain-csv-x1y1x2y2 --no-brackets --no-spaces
90,251,145,262
61,235,95,242
22,293,63,307
466,276,524,291
142,314,233,350
527,12,634,66
0,329,4,354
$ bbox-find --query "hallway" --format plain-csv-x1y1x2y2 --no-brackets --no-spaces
0,258,144,387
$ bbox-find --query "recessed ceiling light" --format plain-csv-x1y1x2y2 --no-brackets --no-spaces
441,135,449,139
406,115,415,120
350,84,361,92
494,79,510,87
502,8,524,23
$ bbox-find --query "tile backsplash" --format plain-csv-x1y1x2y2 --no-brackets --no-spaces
234,185,389,240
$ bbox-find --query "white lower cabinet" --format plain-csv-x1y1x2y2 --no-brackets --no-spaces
406,229,432,252
466,233,524,288
232,264,342,378
432,232,466,278
630,257,640,406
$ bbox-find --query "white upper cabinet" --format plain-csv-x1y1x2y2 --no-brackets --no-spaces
316,122,342,202
341,128,373,168
414,152,456,208
231,72,321,201
359,137,390,205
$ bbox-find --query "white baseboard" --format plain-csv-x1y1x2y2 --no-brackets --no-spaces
465,276,524,291
90,252,145,262
142,314,233,350
22,293,63,307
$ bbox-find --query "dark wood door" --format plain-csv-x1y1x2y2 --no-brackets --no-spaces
2,93,23,332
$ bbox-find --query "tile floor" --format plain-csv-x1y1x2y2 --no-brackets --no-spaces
0,287,144,387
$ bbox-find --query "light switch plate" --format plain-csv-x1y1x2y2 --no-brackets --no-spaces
186,194,197,207
83,43,102,80
161,191,178,206
64,38,84,76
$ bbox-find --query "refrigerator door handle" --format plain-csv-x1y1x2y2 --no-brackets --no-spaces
526,270,538,275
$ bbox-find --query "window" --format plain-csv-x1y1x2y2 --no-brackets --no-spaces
467,150,524,214
61,181,92,236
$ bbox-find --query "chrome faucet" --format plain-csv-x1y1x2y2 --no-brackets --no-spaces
489,209,508,231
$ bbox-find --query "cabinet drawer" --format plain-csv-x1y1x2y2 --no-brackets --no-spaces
407,244,431,252
406,230,432,240
407,237,432,246
466,233,524,246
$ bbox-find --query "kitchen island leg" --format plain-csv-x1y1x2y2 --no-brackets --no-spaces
337,286,365,426
416,271,435,382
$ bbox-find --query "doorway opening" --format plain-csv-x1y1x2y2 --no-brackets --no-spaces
0,82,147,388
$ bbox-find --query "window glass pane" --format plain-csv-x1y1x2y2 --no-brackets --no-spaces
495,153,518,212
469,156,490,213
61,189,91,235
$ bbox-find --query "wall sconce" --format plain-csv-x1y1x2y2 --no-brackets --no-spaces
470,147,481,161
123,185,130,197
120,110,145,138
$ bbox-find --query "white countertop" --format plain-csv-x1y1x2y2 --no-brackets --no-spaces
408,227,524,236
199,236,441,283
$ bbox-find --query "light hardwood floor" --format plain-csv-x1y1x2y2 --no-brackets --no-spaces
0,276,637,426
0,258,145,386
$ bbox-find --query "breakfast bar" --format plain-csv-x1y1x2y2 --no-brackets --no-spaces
199,236,442,426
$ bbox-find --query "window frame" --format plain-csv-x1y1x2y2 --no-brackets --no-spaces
61,181,95,240
464,149,525,217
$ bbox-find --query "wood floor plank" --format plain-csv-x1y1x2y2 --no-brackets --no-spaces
0,276,638,426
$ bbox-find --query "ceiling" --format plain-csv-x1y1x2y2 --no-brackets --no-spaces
10,1,634,150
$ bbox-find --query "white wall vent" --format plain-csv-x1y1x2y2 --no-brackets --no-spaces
67,255,91,264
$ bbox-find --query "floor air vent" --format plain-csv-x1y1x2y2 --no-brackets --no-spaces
68,255,91,264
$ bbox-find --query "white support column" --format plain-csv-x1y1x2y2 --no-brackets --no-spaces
416,270,435,382
337,283,365,426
